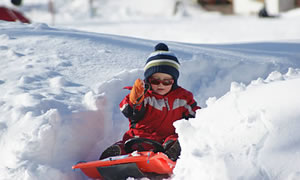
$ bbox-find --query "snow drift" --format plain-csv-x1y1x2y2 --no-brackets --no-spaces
1,20,300,180
174,68,300,180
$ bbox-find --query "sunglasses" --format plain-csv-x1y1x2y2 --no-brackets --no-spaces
149,78,174,86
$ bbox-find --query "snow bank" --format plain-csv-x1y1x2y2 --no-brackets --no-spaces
1,21,300,180
174,68,300,180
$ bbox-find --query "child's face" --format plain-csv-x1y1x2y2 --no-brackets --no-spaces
149,73,174,96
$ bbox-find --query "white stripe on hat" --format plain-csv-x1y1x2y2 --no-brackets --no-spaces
144,59,180,71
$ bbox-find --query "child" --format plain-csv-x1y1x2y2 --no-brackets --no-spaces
100,43,200,161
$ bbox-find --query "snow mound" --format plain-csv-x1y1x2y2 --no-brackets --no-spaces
1,21,300,179
174,68,300,180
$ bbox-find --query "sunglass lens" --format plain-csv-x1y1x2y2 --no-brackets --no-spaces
149,78,174,86
150,79,160,85
162,80,173,85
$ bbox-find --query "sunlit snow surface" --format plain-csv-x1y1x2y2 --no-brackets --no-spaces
1,1,300,179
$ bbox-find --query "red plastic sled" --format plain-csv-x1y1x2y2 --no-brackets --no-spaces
72,151,176,180
0,6,30,23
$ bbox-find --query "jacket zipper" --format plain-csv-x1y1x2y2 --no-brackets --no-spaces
165,97,170,111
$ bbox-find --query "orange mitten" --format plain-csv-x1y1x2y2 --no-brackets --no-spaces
129,79,145,104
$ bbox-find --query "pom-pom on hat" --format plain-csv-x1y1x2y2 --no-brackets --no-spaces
144,43,180,84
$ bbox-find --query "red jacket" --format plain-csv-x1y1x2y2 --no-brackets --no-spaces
119,86,200,145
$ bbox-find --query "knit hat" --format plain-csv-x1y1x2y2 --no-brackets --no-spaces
144,43,180,85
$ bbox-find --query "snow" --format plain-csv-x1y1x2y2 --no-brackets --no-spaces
1,1,300,180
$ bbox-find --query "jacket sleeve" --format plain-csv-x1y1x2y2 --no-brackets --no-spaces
182,90,201,120
119,94,146,123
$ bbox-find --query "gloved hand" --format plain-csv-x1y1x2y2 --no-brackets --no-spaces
164,140,181,161
129,79,145,105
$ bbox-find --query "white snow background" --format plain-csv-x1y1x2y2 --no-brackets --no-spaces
1,0,300,180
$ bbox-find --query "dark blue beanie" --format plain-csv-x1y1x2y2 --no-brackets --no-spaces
144,43,180,84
